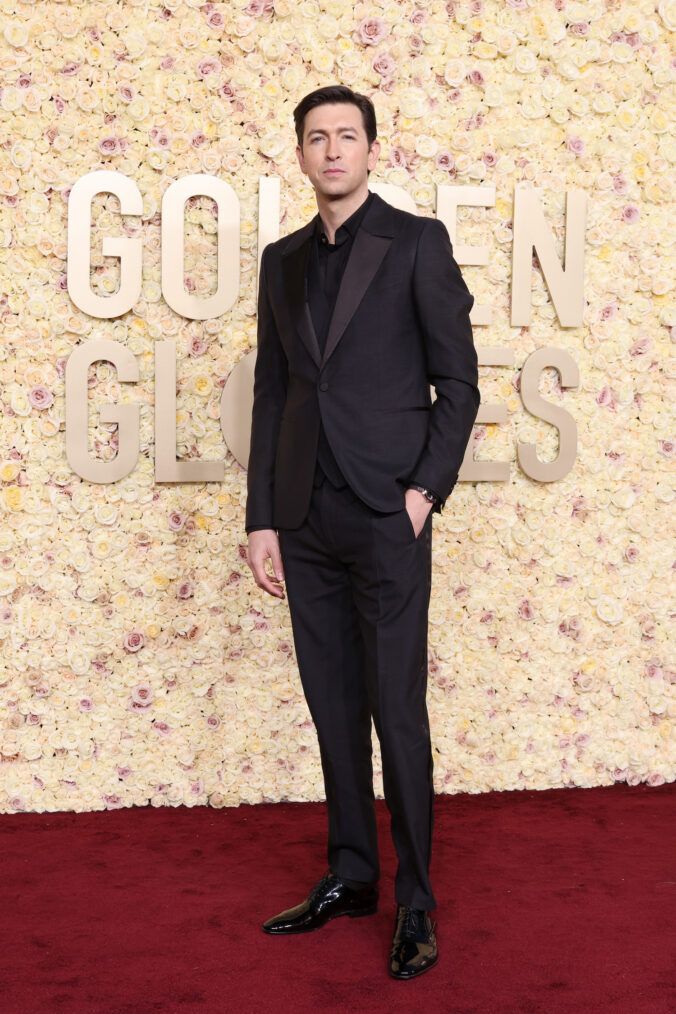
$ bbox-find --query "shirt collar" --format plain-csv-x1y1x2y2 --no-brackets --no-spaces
316,190,375,248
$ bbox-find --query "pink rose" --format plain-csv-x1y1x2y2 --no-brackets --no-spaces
466,69,485,86
244,0,274,16
189,336,208,356
566,135,586,156
177,580,194,599
595,385,617,409
149,126,171,149
79,697,94,712
568,22,590,36
118,84,136,103
124,630,145,653
658,439,675,458
130,682,154,708
168,510,187,532
196,56,222,77
153,720,171,735
98,136,123,156
28,386,54,409
388,146,407,169
356,17,388,46
559,618,582,640
434,149,455,171
622,204,640,223
630,335,651,356
372,52,395,77
518,599,534,620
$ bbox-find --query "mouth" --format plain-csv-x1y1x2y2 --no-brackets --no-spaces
323,169,344,176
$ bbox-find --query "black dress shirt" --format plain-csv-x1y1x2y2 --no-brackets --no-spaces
308,190,376,359
307,192,377,490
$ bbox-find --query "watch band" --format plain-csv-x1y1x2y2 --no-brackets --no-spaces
407,484,439,505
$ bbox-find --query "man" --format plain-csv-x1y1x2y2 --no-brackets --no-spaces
245,84,479,980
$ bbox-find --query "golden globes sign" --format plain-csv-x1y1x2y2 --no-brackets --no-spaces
65,170,586,486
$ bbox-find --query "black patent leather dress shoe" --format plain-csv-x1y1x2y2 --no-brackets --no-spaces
389,904,439,979
262,870,379,934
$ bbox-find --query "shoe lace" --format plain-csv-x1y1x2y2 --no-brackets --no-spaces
310,870,336,899
400,905,426,939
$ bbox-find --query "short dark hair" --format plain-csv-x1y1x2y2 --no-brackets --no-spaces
293,85,378,150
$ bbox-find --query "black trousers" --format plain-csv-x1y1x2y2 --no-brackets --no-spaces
277,469,437,910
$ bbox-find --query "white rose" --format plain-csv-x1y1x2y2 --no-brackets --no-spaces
514,47,537,74
596,597,624,625
258,133,286,159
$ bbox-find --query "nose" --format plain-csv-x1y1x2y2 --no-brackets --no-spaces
326,136,340,161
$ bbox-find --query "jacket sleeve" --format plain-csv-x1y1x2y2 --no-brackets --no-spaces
245,245,288,533
406,217,480,511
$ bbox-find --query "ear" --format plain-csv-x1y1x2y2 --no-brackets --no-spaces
296,143,306,174
367,139,380,172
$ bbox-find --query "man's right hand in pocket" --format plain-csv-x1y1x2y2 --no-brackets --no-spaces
247,529,285,599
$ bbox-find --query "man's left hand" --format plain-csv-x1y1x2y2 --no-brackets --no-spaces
404,487,434,538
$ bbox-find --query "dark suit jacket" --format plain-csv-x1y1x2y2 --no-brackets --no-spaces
245,191,480,532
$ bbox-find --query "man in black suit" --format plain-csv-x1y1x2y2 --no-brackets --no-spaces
246,85,479,979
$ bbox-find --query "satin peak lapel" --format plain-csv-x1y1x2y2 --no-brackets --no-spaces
281,227,322,369
321,228,392,367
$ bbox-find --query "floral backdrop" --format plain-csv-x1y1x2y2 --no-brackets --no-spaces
0,0,674,813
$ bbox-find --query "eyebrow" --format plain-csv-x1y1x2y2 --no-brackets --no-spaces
307,126,359,137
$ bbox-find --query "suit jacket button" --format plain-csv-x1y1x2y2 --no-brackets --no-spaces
319,382,329,391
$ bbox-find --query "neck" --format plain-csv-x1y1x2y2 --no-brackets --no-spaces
316,184,370,244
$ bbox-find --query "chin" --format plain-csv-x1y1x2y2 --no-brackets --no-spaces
322,175,354,189
317,183,349,198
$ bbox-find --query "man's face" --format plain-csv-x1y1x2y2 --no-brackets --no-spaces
296,102,380,200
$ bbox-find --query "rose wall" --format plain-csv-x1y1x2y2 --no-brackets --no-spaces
0,0,674,813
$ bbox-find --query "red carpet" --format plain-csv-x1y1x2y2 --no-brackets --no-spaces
1,783,674,1014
